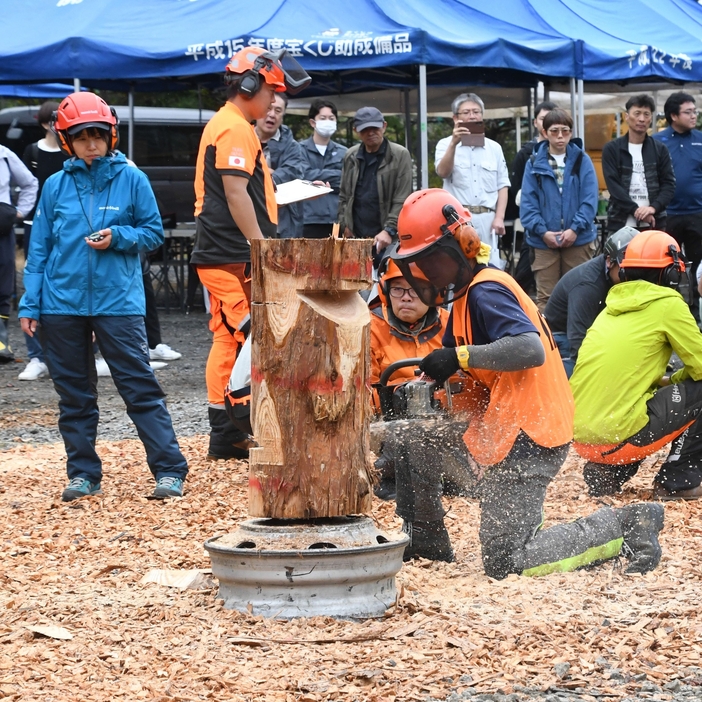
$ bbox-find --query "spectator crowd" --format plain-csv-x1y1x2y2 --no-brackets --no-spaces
4,44,702,580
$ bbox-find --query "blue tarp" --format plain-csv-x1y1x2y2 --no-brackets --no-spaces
0,83,78,98
0,0,575,84
1,0,701,87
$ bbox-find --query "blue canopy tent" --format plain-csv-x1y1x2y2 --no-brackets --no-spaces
0,83,80,99
3,1,702,182
0,0,580,185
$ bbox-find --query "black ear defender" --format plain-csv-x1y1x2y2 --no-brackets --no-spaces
228,55,272,98
440,204,460,236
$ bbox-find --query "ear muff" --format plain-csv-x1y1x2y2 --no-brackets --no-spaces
454,223,482,260
618,266,628,282
50,109,72,155
238,69,261,98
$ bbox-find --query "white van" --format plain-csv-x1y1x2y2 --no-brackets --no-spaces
0,104,215,224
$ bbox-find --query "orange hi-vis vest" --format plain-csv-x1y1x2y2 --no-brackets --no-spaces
452,267,573,466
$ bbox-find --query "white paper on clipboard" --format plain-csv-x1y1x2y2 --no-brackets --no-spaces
275,179,333,206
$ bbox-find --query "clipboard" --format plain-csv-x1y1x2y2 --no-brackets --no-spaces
275,179,333,206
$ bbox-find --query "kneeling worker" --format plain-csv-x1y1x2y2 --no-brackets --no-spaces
389,188,664,577
571,230,702,500
544,226,639,377
370,256,475,502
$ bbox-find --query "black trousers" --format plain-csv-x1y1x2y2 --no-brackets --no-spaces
667,212,702,310
142,271,161,349
586,380,702,493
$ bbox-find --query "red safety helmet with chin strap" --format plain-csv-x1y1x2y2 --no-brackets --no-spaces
51,92,119,155
390,189,482,306
225,46,311,97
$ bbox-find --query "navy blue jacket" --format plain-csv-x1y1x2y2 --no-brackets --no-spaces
520,140,598,250
652,126,702,215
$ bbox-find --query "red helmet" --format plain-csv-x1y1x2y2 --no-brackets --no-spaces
395,189,479,259
620,230,685,271
225,46,311,96
390,189,481,306
52,92,119,154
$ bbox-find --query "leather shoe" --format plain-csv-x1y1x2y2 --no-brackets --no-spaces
652,482,702,501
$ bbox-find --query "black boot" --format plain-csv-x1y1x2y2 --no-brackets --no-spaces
616,503,665,574
373,450,396,501
402,519,455,563
207,407,254,460
584,461,641,497
0,315,13,363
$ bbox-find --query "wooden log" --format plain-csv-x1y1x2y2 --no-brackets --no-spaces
249,238,374,519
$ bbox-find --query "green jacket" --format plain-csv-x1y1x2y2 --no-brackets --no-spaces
571,280,702,445
337,139,413,235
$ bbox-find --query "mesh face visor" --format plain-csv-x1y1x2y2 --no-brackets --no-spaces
394,237,474,306
268,49,311,94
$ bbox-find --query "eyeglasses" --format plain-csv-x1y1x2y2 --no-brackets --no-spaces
388,286,419,299
679,109,699,116
456,109,482,117
547,127,572,136
628,110,652,119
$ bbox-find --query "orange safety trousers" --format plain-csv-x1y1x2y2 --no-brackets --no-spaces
194,264,251,407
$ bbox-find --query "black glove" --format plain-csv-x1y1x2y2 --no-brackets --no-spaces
419,348,460,385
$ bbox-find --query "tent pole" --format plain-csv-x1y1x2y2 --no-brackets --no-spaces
128,86,135,162
419,64,428,189
615,112,621,138
73,78,81,92
515,114,521,152
569,77,577,136
577,79,585,148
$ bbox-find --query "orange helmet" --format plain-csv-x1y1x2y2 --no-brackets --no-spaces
390,189,481,306
619,230,692,302
225,46,311,96
378,258,430,306
51,92,119,154
619,230,685,271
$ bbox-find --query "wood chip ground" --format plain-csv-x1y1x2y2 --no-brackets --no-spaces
1,434,701,700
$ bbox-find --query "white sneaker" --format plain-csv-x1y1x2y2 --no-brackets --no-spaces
95,358,111,377
149,361,168,370
149,343,182,361
18,357,49,381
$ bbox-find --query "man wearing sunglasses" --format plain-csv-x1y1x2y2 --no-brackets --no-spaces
388,188,664,578
653,92,702,313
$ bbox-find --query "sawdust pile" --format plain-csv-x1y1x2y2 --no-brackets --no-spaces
1,437,701,701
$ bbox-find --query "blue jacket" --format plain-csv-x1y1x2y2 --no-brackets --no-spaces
19,151,163,319
652,126,702,215
266,124,306,238
520,140,598,250
299,136,347,225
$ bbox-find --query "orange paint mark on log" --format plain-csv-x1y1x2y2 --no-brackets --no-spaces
251,365,350,394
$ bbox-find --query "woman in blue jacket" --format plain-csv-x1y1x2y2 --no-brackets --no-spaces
18,92,188,502
520,108,599,312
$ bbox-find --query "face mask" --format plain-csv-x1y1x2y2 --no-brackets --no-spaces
314,119,337,137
